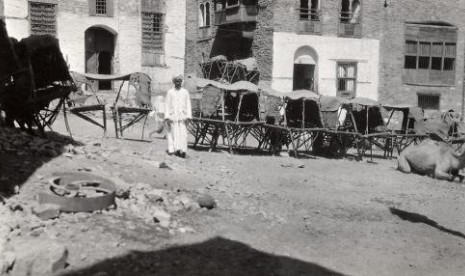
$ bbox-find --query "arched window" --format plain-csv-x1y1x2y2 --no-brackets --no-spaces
300,0,320,21
199,3,205,27
300,0,309,20
205,2,211,26
311,0,319,20
350,0,360,23
340,0,361,23
293,46,318,92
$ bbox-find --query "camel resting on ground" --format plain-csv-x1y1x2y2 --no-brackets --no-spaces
397,139,465,181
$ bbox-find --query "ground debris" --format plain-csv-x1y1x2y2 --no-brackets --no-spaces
32,203,60,221
197,194,216,210
11,239,68,276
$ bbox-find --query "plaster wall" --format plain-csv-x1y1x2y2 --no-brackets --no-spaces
3,0,186,94
273,32,379,100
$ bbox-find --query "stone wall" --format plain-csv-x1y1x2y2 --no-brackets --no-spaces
373,0,465,113
272,0,465,112
184,0,274,84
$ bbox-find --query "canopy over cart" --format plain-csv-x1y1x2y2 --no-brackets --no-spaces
68,72,152,139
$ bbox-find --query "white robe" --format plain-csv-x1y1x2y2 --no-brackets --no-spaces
165,87,192,153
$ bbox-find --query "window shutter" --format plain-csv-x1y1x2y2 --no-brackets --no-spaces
29,2,57,36
106,0,114,16
89,0,96,15
142,0,164,12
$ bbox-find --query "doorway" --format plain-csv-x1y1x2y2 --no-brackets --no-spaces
98,51,112,90
293,46,318,92
85,26,116,91
293,64,315,91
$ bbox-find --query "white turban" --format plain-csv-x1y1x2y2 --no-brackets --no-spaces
172,74,183,83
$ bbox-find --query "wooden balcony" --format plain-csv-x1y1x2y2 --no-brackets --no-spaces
214,5,258,25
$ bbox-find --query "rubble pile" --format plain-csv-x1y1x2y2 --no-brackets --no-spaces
0,198,68,276
0,128,74,157
0,178,215,275
115,182,207,232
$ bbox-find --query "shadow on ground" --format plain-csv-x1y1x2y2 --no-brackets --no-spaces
0,127,81,198
390,207,465,240
60,237,348,276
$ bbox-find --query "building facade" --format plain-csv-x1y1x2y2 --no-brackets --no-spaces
2,0,186,93
185,0,465,115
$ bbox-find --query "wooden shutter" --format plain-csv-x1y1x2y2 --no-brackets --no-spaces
89,0,96,15
142,0,164,12
29,2,57,36
106,0,114,17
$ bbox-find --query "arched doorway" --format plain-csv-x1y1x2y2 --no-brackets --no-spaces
85,26,116,90
293,46,318,91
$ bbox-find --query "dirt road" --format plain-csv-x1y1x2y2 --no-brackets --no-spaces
1,115,465,276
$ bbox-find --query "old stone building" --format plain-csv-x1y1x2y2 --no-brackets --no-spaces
185,0,465,114
2,0,186,93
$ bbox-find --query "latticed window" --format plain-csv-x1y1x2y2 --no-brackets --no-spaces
418,94,440,110
142,12,165,66
89,0,113,16
29,2,57,36
142,12,164,51
337,62,357,98
403,23,457,85
404,41,456,72
96,0,106,14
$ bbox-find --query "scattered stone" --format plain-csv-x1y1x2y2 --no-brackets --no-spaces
0,251,15,274
152,208,171,228
116,188,131,200
11,239,68,276
8,202,24,212
159,162,171,170
197,195,216,210
32,204,60,221
146,192,164,204
176,195,193,208
178,226,195,234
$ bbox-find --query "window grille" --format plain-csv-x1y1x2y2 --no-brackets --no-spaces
29,2,57,36
337,62,357,98
89,0,113,16
418,94,440,110
338,0,361,37
142,12,165,66
95,0,106,15
299,0,320,21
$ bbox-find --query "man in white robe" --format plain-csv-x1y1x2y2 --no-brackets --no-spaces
164,75,192,158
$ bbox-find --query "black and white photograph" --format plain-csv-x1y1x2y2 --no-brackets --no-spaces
1,0,465,275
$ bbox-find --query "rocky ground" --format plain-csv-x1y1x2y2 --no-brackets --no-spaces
1,114,465,276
